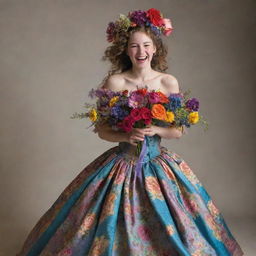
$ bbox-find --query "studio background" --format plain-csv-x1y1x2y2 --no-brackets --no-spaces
0,0,255,255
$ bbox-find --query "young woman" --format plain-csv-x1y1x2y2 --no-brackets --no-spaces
17,9,244,256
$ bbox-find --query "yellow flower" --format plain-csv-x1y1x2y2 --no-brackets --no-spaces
89,108,98,122
109,96,119,107
188,112,199,124
165,111,175,123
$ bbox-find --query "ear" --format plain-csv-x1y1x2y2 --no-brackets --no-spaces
153,45,156,54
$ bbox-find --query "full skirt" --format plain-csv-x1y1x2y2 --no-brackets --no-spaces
17,145,244,256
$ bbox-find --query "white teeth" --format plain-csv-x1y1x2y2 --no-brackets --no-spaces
137,57,147,60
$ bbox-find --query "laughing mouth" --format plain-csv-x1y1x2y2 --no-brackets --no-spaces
136,56,147,61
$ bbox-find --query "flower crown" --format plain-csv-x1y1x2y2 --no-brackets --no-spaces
106,8,174,43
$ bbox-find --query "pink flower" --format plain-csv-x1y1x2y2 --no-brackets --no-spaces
59,248,72,256
128,91,147,108
163,18,174,36
148,92,160,104
137,225,151,241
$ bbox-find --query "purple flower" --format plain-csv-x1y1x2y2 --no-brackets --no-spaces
186,98,199,111
106,22,116,42
129,10,148,26
111,106,128,119
148,23,161,36
148,92,160,104
93,88,118,99
88,88,96,98
115,96,129,106
92,89,106,98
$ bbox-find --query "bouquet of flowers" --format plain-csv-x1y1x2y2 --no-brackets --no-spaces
71,87,208,155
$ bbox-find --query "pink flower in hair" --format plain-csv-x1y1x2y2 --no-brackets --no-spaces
163,18,174,36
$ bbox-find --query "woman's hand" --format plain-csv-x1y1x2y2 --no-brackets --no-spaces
125,126,159,146
125,128,146,146
143,125,160,137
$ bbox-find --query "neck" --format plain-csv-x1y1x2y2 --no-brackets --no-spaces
130,66,155,83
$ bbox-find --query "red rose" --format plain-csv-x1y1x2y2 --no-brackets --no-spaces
144,119,152,125
146,8,164,27
118,116,135,132
130,108,141,121
140,107,152,120
122,90,129,96
137,88,148,96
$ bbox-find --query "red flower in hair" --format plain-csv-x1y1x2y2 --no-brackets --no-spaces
146,8,164,27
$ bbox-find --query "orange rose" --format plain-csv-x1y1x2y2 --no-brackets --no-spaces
157,91,169,103
151,104,167,120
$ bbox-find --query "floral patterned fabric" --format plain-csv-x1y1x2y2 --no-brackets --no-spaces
17,135,244,256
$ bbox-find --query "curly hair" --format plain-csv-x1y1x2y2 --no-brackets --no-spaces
102,26,168,79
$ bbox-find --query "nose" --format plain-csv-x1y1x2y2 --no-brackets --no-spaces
138,45,145,54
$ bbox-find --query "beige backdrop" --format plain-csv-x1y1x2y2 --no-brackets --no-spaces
0,0,255,255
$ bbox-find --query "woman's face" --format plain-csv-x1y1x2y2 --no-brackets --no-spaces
127,31,156,69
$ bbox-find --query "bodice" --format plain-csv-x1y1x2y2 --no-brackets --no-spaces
118,134,162,162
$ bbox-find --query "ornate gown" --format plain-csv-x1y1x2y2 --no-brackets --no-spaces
17,134,244,256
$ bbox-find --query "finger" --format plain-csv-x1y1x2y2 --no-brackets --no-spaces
134,129,146,135
132,136,144,141
142,130,152,135
143,128,152,132
131,134,145,140
130,139,140,146
133,128,144,132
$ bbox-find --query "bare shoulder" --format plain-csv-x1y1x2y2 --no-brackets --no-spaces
102,73,125,92
160,73,180,94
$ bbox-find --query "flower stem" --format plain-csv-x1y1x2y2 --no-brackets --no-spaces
136,141,142,157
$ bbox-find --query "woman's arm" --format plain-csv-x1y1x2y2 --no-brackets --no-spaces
143,125,186,139
95,123,128,143
96,122,185,145
95,123,152,146
154,125,184,139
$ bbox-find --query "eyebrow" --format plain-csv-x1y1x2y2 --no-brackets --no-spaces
129,41,152,45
